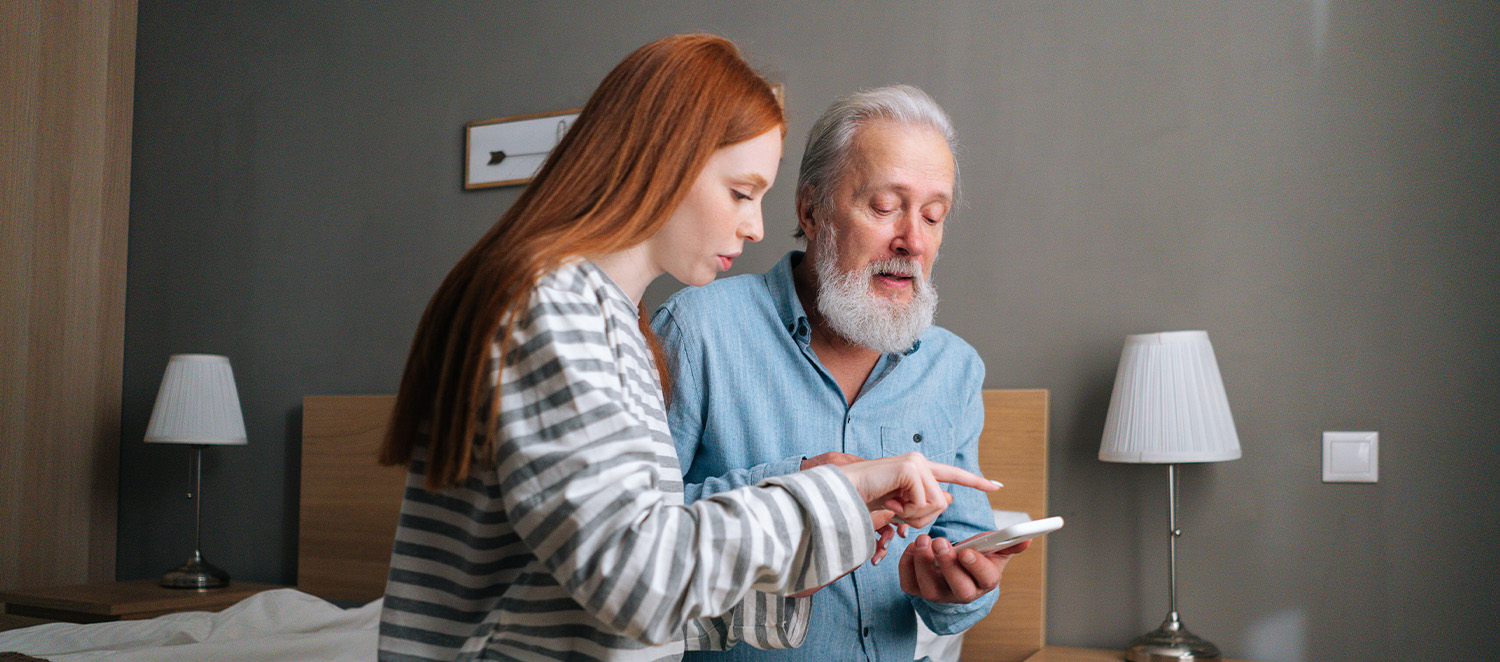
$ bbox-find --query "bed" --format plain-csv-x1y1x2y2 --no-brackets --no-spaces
0,389,1048,662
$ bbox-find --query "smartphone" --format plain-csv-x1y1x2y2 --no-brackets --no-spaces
953,516,1064,555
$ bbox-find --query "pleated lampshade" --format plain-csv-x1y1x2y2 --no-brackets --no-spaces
145,354,248,446
1099,331,1240,464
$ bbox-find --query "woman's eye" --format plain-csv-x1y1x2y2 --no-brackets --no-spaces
731,190,752,201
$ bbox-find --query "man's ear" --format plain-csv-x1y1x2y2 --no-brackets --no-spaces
795,185,818,238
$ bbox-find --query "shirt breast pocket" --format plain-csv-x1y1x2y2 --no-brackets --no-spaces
879,426,956,462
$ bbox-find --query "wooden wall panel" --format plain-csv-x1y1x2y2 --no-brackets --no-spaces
0,0,137,589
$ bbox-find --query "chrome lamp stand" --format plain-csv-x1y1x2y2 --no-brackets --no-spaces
1126,464,1221,662
160,445,231,589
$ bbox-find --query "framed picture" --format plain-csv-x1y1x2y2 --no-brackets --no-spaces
464,108,580,190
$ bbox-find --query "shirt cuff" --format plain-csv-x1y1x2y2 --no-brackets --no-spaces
766,455,805,479
913,590,998,635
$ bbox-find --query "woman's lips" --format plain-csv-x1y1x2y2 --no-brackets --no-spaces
718,254,737,270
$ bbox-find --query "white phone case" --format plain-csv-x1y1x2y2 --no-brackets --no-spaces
953,516,1064,554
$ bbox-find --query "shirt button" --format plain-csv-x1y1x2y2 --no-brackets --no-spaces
913,433,923,443
863,626,871,637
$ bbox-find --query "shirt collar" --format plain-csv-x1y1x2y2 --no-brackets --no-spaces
767,251,810,341
766,250,921,355
579,259,638,316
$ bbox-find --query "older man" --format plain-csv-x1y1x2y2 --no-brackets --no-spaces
652,85,1027,662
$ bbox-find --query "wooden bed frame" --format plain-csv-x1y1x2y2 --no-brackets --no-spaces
298,389,1048,662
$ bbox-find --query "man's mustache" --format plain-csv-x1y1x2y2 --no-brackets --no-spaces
864,257,924,284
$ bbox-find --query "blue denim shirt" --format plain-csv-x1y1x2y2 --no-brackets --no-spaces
651,251,996,662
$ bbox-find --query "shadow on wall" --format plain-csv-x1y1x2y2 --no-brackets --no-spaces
283,407,304,586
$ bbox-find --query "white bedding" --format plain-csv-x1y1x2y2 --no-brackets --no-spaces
0,588,379,662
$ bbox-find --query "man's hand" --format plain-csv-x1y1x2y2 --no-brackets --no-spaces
898,533,1031,604
800,451,863,471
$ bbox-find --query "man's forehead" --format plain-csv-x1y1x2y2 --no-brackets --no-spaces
845,122,955,199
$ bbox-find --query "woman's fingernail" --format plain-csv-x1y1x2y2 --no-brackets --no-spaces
990,480,1004,488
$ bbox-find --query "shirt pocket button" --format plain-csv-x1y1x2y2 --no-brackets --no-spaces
881,426,954,460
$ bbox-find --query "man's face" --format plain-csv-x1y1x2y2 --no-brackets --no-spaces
808,120,953,306
800,120,954,353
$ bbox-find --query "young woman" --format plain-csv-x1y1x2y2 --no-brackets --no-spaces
376,34,995,662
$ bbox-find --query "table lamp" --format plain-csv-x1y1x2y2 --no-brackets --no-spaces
1099,330,1241,662
144,354,247,589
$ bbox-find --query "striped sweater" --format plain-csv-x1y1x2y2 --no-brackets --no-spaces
378,260,875,661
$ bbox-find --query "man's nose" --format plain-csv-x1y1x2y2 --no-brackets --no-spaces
890,213,926,256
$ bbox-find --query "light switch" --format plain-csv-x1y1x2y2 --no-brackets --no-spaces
1323,431,1378,483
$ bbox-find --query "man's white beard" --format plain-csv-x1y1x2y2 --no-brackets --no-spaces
811,226,938,354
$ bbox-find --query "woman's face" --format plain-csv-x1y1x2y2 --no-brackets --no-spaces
651,127,782,287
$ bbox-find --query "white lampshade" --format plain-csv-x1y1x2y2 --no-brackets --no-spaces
1099,330,1240,464
145,354,248,446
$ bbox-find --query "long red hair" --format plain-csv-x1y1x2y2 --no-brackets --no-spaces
380,34,784,489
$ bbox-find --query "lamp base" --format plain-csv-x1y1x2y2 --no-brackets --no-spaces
160,556,230,589
1125,614,1221,662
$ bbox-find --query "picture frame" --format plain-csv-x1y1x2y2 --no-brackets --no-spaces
463,108,580,190
461,83,781,191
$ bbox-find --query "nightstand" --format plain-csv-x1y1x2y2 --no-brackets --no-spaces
1023,646,1263,662
0,579,286,626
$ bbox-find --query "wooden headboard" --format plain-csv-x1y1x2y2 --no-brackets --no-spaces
963,389,1050,662
298,389,1048,660
298,395,404,603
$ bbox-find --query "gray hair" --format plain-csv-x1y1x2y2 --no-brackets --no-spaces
795,85,959,237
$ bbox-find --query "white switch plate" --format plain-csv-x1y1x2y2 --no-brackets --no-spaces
1323,431,1378,483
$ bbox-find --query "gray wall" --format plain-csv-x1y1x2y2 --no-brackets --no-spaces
122,2,1499,660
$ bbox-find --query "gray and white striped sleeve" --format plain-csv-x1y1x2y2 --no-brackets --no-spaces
683,591,812,651
495,285,875,647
